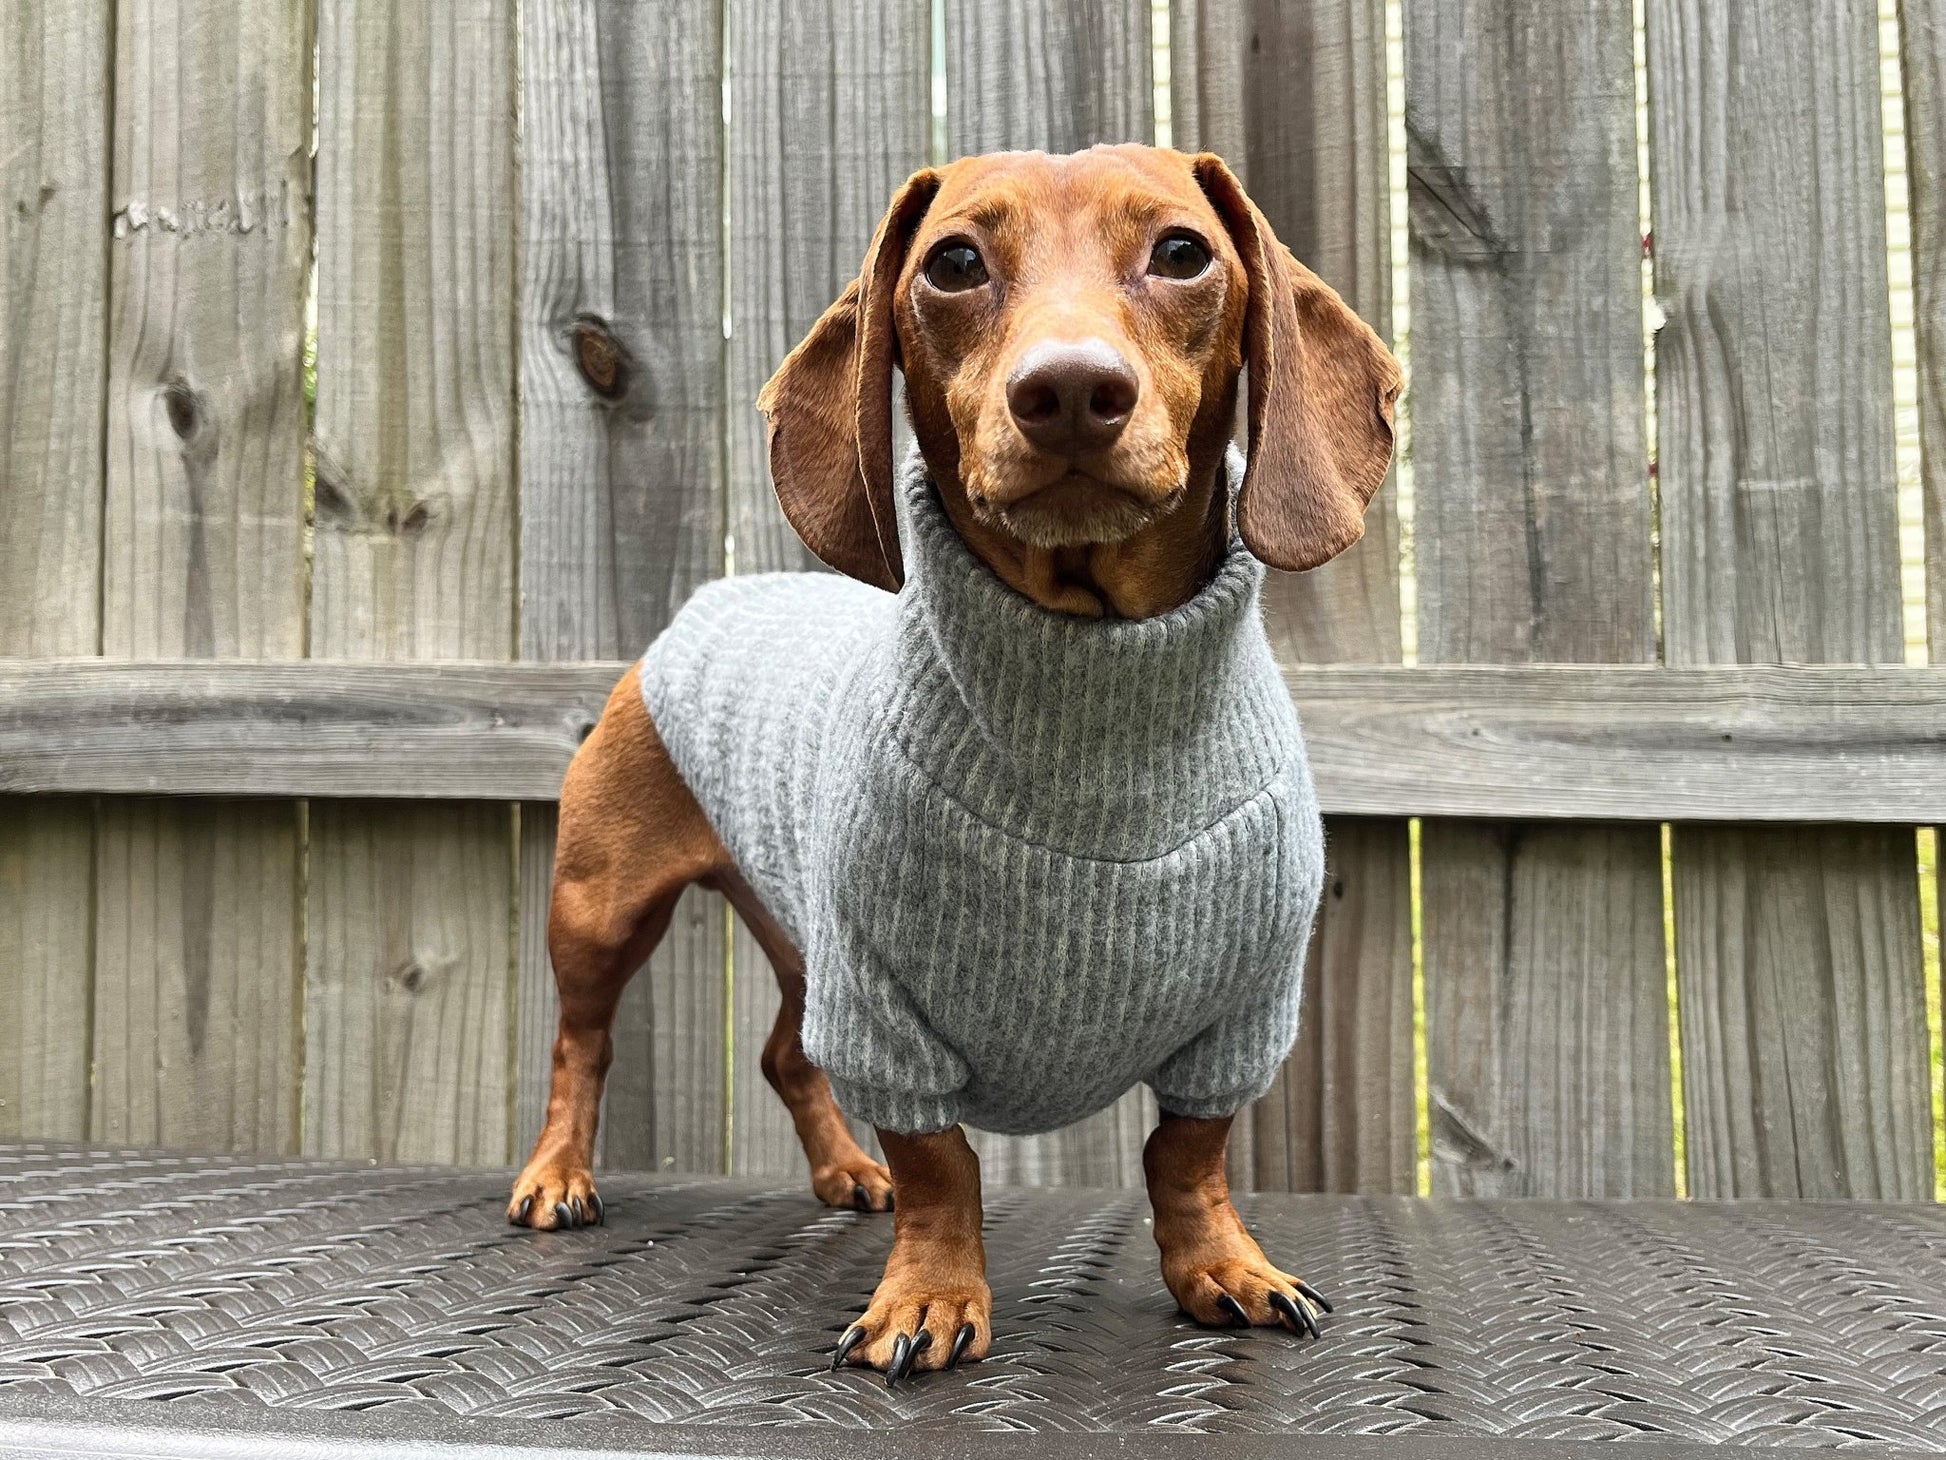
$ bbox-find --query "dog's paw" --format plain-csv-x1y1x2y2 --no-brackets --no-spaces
507,1160,603,1230
811,1156,894,1213
1164,1245,1331,1337
832,1271,991,1382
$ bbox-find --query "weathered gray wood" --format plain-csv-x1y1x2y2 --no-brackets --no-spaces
303,801,513,1162
11,660,1946,821
93,0,311,1150
1905,0,1944,649
1174,0,1413,1197
1250,821,1415,1193
1901,0,1946,1210
516,0,729,1175
1672,825,1932,1199
0,804,94,1140
1410,0,1671,1198
1423,822,1671,1196
939,0,1155,1187
1,2,109,663
0,0,110,1140
309,0,518,1165
91,800,300,1149
944,0,1152,156
723,0,930,1180
1648,0,1932,1198
0,660,609,798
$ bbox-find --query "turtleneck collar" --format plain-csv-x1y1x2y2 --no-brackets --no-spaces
878,447,1302,862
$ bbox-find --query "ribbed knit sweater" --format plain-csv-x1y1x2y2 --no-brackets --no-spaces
639,450,1322,1136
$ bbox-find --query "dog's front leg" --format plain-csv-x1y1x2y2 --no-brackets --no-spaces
1144,1111,1331,1336
833,1125,990,1381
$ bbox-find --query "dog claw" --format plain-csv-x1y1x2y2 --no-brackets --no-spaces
554,1201,574,1229
569,1196,585,1225
852,1183,870,1212
947,1323,975,1370
832,1324,866,1370
885,1329,931,1386
1296,1280,1333,1315
1217,1292,1250,1327
588,1191,604,1225
1271,1290,1320,1339
511,1196,532,1225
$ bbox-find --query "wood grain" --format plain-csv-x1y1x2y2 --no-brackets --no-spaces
516,0,729,1174
944,0,1152,156
1250,821,1415,1193
1672,825,1932,1199
310,0,518,1165
0,805,94,1140
1648,0,1932,1198
1409,0,1671,1197
304,801,513,1162
1912,0,1946,1087
92,800,300,1149
941,0,1156,1186
722,0,929,1180
1905,0,1943,647
0,0,110,1140
1173,0,1413,1197
93,0,311,1151
1423,822,1671,1196
11,660,1946,821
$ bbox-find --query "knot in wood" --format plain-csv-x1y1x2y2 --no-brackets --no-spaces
571,317,630,400
388,958,427,993
162,377,204,441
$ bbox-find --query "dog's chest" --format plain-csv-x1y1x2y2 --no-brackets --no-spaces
812,724,1321,1073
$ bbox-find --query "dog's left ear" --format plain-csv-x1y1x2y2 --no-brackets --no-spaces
757,168,941,591
1194,155,1403,572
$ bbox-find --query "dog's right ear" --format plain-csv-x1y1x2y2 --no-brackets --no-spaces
757,168,941,591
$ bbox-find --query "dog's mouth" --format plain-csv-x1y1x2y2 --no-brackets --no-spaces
985,471,1181,549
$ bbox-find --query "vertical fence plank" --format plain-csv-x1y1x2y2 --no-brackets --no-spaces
1912,0,1946,1085
308,0,518,1164
945,0,1153,156
0,1,110,1141
1174,0,1415,1196
1409,0,1672,1198
92,0,311,1151
1907,2,1944,637
724,0,930,1180
941,0,1156,1187
516,0,728,1175
1649,0,1931,1198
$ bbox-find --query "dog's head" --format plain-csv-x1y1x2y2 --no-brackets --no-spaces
758,145,1401,614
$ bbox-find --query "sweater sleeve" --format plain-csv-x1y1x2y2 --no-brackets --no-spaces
802,955,969,1135
1146,957,1304,1120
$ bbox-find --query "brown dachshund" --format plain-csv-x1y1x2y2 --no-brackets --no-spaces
509,145,1400,1379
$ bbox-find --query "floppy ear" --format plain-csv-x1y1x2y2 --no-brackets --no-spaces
1193,155,1403,572
756,168,941,590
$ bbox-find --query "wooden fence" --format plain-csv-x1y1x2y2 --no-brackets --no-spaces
2,0,1942,1201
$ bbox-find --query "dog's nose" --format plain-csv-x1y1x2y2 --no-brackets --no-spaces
1005,339,1139,455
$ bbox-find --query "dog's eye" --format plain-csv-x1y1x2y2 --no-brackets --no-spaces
924,243,989,292
1149,233,1211,280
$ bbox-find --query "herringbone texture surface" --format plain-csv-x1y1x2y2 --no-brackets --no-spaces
2,1144,1944,1446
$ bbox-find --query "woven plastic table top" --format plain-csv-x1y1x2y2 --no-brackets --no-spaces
2,1143,1945,1459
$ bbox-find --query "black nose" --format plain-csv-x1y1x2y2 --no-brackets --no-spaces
1005,339,1140,455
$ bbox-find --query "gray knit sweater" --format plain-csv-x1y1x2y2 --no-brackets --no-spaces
639,450,1322,1136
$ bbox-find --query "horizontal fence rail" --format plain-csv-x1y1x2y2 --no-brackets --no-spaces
6,659,1945,822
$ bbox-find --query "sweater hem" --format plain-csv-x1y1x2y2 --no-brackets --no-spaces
1149,1083,1271,1122
825,1076,962,1136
